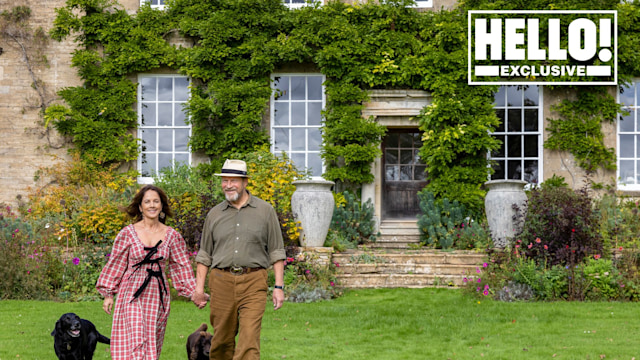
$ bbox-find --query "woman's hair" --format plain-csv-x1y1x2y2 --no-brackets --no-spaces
125,185,174,224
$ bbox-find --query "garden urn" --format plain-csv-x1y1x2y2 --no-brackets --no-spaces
291,180,335,247
484,180,528,248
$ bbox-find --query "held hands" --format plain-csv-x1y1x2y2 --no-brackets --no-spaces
191,290,210,309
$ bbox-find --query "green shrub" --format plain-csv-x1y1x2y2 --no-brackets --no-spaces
417,190,468,249
327,191,377,248
582,257,622,301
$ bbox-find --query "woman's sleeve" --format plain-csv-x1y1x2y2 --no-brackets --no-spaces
96,228,130,298
168,229,197,298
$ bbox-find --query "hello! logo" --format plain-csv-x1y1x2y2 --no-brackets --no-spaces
468,10,617,85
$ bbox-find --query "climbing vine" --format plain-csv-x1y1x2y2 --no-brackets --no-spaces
45,0,640,210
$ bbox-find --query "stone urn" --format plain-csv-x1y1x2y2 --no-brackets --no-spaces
484,180,528,248
291,180,335,247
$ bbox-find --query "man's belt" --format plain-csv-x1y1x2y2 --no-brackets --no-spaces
217,266,264,275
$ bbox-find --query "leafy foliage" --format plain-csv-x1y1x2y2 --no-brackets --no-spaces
417,190,468,249
327,191,377,248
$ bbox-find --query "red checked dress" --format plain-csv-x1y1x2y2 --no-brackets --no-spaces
96,224,196,360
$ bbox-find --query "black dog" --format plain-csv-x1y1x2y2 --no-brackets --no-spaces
51,313,110,360
186,323,212,360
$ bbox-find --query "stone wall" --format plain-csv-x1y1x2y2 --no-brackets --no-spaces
0,0,81,208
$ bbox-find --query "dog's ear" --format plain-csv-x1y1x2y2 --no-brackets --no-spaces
51,319,60,336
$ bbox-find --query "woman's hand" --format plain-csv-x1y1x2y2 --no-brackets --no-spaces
191,290,210,309
103,297,114,315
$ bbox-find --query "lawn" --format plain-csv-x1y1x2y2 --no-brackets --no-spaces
0,288,638,360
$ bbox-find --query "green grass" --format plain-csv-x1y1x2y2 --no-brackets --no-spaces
1,288,638,359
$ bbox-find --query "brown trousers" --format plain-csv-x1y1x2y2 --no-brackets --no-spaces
208,268,268,360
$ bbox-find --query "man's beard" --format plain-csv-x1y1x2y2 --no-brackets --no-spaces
225,190,240,202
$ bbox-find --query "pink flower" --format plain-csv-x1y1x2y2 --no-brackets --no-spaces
305,270,310,274
483,290,489,296
535,238,541,243
572,229,575,233
528,243,533,249
515,245,520,248
334,262,340,267
476,267,481,273
27,208,31,213
330,281,335,287
483,263,488,268
594,254,601,260
484,284,490,290
477,278,482,283
544,245,548,250
463,277,468,283
72,257,80,266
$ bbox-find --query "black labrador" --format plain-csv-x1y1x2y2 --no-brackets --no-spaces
51,313,110,360
186,323,212,360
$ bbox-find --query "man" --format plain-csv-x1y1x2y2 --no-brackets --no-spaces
193,159,286,360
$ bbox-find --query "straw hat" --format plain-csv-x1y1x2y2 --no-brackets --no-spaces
214,159,249,178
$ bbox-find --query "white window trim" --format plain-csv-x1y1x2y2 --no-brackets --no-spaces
489,85,544,186
270,73,326,179
617,81,640,191
409,0,433,8
284,0,320,9
137,74,192,184
140,0,166,10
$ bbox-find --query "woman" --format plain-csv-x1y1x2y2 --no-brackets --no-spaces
97,185,207,360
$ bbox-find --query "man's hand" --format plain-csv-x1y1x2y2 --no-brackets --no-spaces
192,290,210,309
273,288,284,310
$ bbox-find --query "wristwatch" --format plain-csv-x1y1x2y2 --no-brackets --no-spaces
274,285,284,290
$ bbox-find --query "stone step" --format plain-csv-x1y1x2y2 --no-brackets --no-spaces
333,250,486,266
338,263,476,275
370,238,421,249
335,274,467,288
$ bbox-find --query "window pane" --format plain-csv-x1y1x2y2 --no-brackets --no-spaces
507,86,522,107
507,109,522,132
174,77,189,101
495,110,505,132
308,128,322,151
386,165,399,181
400,166,412,180
158,129,173,151
141,153,156,177
308,76,323,100
175,103,187,127
291,128,306,151
399,133,413,147
524,135,538,157
413,132,423,147
140,77,156,101
620,134,635,158
620,85,634,106
158,78,173,101
158,103,173,126
400,150,413,164
308,102,322,126
524,85,538,106
274,76,289,100
290,76,305,100
620,160,635,184
308,153,322,177
175,153,189,166
274,128,289,152
492,160,505,180
141,129,156,152
274,102,289,126
415,165,427,181
385,149,398,164
492,135,505,157
413,149,422,164
620,110,634,132
175,129,189,152
524,109,538,131
524,160,538,184
291,153,305,172
508,160,522,180
507,135,522,157
141,102,156,126
493,86,505,107
291,103,306,126
637,135,640,158
158,154,173,173
386,133,399,147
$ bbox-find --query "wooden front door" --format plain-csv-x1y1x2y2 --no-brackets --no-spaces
382,129,427,219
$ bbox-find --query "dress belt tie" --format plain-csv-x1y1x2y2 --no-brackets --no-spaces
129,240,167,310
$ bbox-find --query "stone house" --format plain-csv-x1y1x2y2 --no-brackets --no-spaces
1,0,637,231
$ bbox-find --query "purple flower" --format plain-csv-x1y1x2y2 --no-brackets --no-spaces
72,257,80,266
482,263,488,268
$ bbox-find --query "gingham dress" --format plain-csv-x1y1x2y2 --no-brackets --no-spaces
96,224,196,360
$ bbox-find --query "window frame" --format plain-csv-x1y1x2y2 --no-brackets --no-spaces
617,81,640,191
137,74,192,184
270,73,326,179
409,0,433,8
283,0,320,9
140,0,166,10
489,85,544,186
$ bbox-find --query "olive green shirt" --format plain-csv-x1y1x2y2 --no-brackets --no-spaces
195,193,286,269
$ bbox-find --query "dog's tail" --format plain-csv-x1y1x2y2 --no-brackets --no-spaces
97,333,111,345
196,323,208,332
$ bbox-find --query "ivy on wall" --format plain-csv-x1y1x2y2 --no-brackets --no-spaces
45,0,640,211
